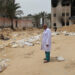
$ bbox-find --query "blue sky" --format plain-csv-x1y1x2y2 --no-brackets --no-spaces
16,0,51,16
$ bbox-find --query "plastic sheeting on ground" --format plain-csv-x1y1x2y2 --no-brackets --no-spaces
8,35,41,48
0,59,10,72
56,56,65,62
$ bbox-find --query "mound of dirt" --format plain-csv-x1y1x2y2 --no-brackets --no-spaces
58,25,75,32
0,28,13,39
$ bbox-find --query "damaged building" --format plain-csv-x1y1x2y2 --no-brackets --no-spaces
51,0,75,28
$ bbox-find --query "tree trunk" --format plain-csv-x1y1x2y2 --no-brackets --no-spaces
11,19,14,30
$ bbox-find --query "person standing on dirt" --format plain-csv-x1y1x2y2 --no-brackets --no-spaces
41,25,51,63
54,26,57,32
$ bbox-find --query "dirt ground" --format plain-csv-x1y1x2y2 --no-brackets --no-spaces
58,25,75,32
0,28,75,75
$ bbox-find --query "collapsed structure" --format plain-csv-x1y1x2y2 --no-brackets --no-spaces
51,0,75,28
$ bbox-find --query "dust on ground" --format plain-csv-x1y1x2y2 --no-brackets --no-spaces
0,28,75,75
58,25,75,32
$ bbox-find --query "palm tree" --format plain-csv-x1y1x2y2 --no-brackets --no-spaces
0,0,3,12
0,0,6,17
6,1,20,29
33,14,40,28
16,10,24,18
39,12,45,26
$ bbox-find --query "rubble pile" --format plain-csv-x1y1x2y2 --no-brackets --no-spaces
0,59,10,72
0,28,12,40
9,35,41,48
58,25,75,32
0,34,41,49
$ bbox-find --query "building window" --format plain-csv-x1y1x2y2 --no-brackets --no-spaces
71,0,75,17
54,23,56,26
66,13,69,16
62,21,65,26
61,0,71,6
52,0,59,7
66,21,69,26
66,3,70,6
62,13,65,16
54,14,56,17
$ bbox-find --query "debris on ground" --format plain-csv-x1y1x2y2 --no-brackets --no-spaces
12,33,19,37
0,45,5,49
11,44,18,48
56,56,65,62
52,32,60,36
68,33,75,36
27,35,41,43
24,42,34,46
5,35,41,48
0,59,10,63
0,59,10,72
58,25,75,32
0,28,12,40
0,62,7,72
34,41,40,44
0,34,10,40
61,31,75,36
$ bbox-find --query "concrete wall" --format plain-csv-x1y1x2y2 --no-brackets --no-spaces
0,17,33,29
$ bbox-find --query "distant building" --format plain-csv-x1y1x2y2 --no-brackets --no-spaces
0,17,33,29
23,16,36,27
23,14,51,28
51,0,75,28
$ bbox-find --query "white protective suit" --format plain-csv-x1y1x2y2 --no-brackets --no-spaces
41,28,51,52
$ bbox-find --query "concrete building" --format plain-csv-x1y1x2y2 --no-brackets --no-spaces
0,17,33,29
23,14,51,28
23,16,36,27
51,0,75,28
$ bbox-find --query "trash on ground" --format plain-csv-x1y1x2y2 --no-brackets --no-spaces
35,41,40,44
27,35,41,43
64,33,75,36
52,32,60,36
56,56,65,61
68,33,75,36
62,31,67,34
0,45,5,49
24,42,34,46
0,59,10,72
0,34,10,40
0,62,7,72
0,59,10,63
16,39,25,47
11,44,18,48
13,33,18,37
13,35,40,47
61,31,75,36
64,33,69,36
0,35,41,48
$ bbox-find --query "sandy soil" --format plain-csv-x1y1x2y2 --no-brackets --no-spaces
0,28,75,75
58,25,75,32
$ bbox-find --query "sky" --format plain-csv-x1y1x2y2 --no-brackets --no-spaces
16,0,51,16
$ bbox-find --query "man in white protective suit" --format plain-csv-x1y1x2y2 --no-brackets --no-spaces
41,24,51,63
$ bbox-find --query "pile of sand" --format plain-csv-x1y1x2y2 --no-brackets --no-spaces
0,28,13,35
58,25,75,32
0,28,13,39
